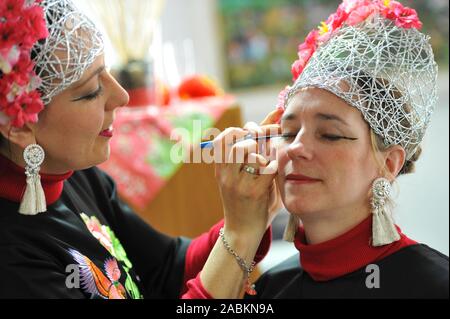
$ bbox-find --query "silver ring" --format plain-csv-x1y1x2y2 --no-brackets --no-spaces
242,165,258,175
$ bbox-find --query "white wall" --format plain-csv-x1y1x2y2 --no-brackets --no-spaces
159,0,225,85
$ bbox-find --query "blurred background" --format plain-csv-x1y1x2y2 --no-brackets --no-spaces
78,0,449,272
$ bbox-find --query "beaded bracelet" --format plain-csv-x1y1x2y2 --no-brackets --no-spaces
219,227,257,296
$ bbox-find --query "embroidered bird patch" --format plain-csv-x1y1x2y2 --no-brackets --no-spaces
68,248,126,299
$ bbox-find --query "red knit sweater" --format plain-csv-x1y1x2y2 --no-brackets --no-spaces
294,215,417,281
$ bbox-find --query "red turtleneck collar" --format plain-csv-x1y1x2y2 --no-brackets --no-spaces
0,153,73,205
294,215,417,282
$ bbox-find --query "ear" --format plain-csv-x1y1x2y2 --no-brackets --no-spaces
0,122,36,149
383,145,406,180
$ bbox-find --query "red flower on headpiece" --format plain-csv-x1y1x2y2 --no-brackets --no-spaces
0,0,25,20
3,91,44,127
299,29,319,52
0,20,21,50
277,0,425,115
291,29,319,81
0,0,48,128
291,59,305,82
21,5,49,48
10,52,34,86
379,0,422,29
276,86,290,111
325,7,349,31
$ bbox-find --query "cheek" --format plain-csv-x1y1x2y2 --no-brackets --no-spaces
38,107,104,151
275,146,290,197
323,146,376,191
276,145,290,172
61,114,103,145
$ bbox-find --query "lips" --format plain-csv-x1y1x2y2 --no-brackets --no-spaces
285,173,321,184
99,125,113,137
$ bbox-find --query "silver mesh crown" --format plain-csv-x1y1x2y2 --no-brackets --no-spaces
32,0,104,105
287,14,438,160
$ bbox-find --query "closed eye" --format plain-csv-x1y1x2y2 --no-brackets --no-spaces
280,133,297,141
279,133,358,142
73,85,104,102
322,134,358,141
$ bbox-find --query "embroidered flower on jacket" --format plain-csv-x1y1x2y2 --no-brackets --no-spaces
79,213,142,299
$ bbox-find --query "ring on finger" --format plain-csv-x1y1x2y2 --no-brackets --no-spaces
242,165,259,175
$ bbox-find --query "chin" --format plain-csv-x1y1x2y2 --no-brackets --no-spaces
97,145,111,163
282,196,322,216
87,152,110,169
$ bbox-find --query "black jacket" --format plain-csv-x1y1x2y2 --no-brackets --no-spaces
0,167,189,299
247,244,448,299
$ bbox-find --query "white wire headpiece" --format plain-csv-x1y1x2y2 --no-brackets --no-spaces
287,14,438,160
32,0,104,105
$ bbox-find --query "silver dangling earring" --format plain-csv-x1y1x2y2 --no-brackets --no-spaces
283,214,300,242
19,144,46,215
371,177,400,246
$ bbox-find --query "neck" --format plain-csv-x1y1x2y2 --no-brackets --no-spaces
300,204,371,245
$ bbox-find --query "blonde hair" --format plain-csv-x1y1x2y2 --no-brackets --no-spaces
370,129,422,177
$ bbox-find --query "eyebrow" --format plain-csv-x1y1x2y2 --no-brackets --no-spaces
280,112,349,126
280,113,297,122
316,113,349,126
71,65,106,90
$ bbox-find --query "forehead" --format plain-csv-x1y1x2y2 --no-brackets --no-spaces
284,86,358,118
69,54,105,88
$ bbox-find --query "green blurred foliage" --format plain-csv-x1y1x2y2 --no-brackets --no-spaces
218,0,449,89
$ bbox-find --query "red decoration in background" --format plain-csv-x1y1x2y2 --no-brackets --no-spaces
178,75,224,100
100,95,236,208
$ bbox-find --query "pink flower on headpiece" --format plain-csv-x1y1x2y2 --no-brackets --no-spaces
339,0,373,14
276,86,290,111
346,3,377,26
379,0,422,29
299,29,319,51
326,7,349,31
292,29,319,81
291,59,305,82
4,91,44,127
392,6,422,29
292,46,315,81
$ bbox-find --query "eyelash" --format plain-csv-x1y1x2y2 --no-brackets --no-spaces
280,133,348,142
83,85,103,101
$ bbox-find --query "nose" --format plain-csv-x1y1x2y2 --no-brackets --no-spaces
286,131,313,161
105,73,129,110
